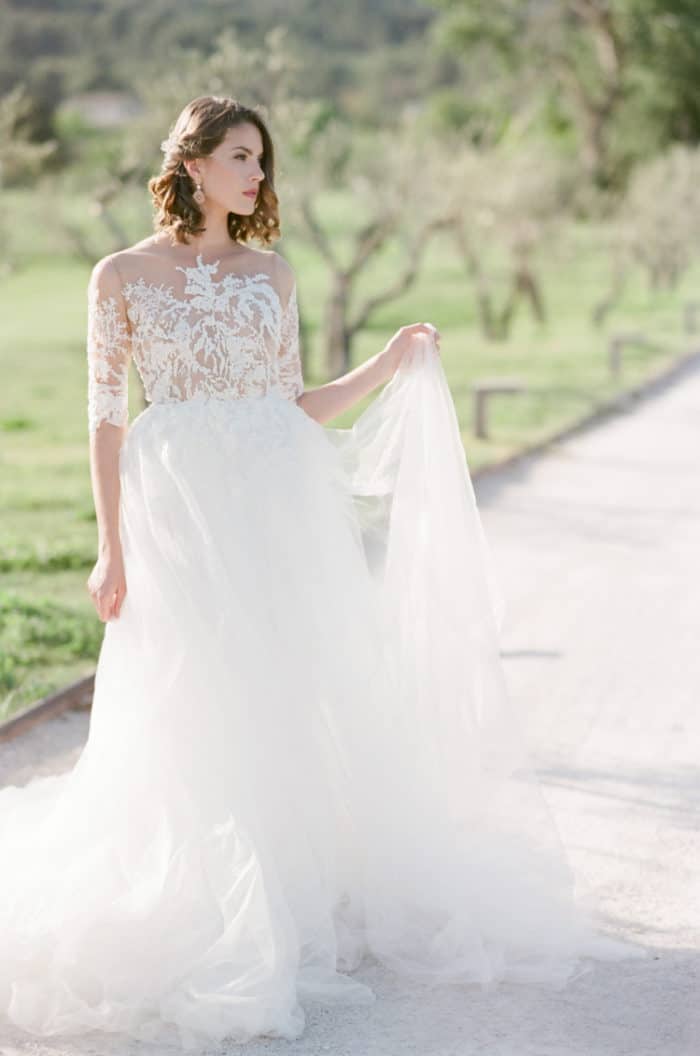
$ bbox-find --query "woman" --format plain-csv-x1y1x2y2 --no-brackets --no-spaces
0,95,644,1052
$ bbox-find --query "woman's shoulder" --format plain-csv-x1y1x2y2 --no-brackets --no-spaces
268,251,295,303
97,236,175,287
89,237,160,292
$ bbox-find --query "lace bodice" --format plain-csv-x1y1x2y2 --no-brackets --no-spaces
86,247,304,434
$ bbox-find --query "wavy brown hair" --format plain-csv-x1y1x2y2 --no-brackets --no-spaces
148,95,280,247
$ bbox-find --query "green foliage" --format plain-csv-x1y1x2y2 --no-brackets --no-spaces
430,0,700,189
628,0,700,142
0,542,94,574
0,83,58,188
616,144,700,289
0,592,100,662
0,0,437,138
1,417,34,431
0,590,102,719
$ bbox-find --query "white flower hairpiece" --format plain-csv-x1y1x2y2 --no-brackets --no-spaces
160,135,177,155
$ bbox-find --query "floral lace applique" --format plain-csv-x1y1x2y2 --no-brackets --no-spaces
86,261,132,434
86,253,304,434
278,283,303,402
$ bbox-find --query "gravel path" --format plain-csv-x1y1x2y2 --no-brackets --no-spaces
2,360,699,1056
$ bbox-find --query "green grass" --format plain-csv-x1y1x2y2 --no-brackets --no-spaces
1,185,698,719
0,590,102,722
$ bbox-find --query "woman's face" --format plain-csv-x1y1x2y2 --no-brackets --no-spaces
187,122,265,217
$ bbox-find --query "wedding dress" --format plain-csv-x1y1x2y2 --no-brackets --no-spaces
0,248,645,1051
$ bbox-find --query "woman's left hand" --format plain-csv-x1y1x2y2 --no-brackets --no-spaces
377,322,441,382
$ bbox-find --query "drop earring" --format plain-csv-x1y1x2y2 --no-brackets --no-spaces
193,182,206,205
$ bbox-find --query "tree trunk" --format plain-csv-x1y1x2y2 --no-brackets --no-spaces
452,220,500,340
495,264,545,339
324,273,352,377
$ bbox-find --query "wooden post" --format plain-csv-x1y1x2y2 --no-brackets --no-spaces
683,302,700,335
472,378,527,440
608,332,649,381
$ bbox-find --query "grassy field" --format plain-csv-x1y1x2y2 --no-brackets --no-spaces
1,186,698,719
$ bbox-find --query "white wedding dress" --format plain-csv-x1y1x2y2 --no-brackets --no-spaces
0,247,645,1051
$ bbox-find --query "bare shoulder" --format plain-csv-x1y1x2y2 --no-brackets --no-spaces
89,236,160,289
87,251,126,293
270,250,294,281
269,250,296,299
234,244,286,277
229,244,295,295
107,235,168,284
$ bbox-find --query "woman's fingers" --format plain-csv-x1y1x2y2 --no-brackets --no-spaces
113,585,126,619
100,590,114,622
399,322,441,350
420,322,441,343
426,323,441,355
105,585,126,621
88,582,121,622
86,562,127,622
413,321,441,354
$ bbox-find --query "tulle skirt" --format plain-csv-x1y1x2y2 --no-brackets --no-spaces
0,336,645,1050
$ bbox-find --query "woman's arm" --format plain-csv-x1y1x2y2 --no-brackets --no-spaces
273,258,440,425
297,322,440,425
87,422,128,623
89,422,126,555
84,255,132,623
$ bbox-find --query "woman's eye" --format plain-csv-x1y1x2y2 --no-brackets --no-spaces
234,154,263,163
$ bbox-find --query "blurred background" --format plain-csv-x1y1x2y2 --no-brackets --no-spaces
1,0,699,718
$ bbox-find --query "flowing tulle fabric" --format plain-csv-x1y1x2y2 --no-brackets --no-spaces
0,335,645,1051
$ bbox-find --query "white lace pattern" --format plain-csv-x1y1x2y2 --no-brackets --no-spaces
86,252,304,434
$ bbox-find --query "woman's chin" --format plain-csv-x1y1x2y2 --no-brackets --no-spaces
227,203,256,219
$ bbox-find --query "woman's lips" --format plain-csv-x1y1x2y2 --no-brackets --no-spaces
243,190,257,199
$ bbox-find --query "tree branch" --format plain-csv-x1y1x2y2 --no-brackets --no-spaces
345,213,399,282
348,222,438,335
300,197,339,270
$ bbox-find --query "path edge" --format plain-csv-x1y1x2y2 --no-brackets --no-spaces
471,346,700,481
0,674,94,743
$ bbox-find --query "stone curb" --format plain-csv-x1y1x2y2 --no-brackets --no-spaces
0,674,94,743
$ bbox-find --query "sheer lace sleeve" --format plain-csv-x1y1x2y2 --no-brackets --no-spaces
277,281,304,401
86,255,132,434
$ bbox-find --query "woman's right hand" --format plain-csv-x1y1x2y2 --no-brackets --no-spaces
86,549,127,622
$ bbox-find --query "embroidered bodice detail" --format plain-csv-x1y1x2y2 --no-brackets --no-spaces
86,252,304,433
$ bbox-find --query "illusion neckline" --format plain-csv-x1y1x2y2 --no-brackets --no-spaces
175,252,263,279
177,252,238,274
182,251,220,269
120,267,289,316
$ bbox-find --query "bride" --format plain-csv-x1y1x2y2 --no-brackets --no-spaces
0,94,644,1051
